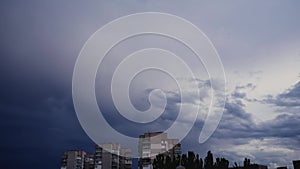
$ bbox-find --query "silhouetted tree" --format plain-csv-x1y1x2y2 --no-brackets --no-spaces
153,158,158,169
244,158,251,169
182,154,188,167
165,155,172,169
204,151,214,169
233,162,240,169
174,154,181,168
200,157,204,169
188,151,196,169
153,154,165,169
195,154,203,169
215,157,229,169
152,150,250,169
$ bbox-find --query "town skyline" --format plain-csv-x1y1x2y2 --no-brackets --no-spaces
60,131,300,169
1,1,300,169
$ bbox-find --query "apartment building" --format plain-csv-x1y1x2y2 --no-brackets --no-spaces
61,150,86,169
61,143,132,169
138,132,181,169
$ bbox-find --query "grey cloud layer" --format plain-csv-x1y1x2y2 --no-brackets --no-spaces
151,79,300,167
263,81,300,108
1,0,300,168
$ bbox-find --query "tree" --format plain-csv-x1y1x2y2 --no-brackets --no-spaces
233,162,239,169
188,151,196,169
174,154,181,168
153,154,165,169
215,158,229,169
153,158,158,169
165,155,172,169
204,151,214,169
195,154,203,169
181,154,188,167
151,150,243,169
243,158,251,169
200,157,204,169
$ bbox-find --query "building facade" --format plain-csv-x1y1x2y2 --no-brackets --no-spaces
293,160,300,169
61,150,86,169
276,167,287,169
84,154,95,169
61,143,132,169
138,132,181,169
95,143,121,169
120,148,133,169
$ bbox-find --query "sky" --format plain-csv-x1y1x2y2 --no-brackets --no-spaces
0,1,300,169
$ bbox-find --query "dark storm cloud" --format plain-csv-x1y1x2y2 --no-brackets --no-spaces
0,95,95,169
252,80,300,139
260,114,300,138
144,79,257,140
164,79,212,104
221,101,254,129
0,1,102,168
216,81,300,140
231,83,256,101
231,91,247,99
235,83,256,90
218,110,300,140
195,82,300,168
211,81,300,164
171,79,300,163
262,81,300,107
1,0,300,169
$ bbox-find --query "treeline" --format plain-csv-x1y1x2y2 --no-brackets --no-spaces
153,151,260,169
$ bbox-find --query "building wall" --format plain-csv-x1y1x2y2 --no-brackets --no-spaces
98,143,120,169
61,144,132,169
61,150,86,169
293,160,300,169
120,148,133,169
138,132,180,169
84,154,95,169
